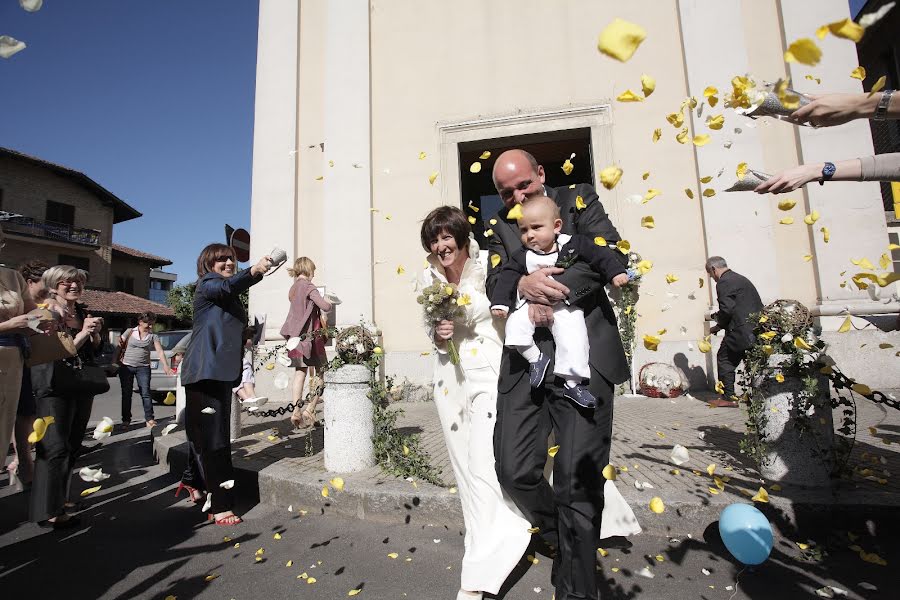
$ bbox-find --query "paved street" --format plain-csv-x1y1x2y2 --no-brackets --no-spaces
2,418,896,599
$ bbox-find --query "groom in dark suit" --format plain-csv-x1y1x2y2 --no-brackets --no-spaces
486,149,628,600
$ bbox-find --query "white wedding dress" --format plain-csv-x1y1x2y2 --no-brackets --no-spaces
422,240,639,595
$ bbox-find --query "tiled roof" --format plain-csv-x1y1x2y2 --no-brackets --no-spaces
111,243,172,266
80,289,174,317
0,147,142,224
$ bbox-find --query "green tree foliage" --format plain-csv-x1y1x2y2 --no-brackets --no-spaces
167,282,249,324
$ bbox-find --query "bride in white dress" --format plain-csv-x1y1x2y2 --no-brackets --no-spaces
419,207,638,600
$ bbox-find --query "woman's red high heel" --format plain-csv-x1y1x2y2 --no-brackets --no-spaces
175,482,203,503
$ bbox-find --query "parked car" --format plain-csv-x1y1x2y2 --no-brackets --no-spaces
140,329,191,400
95,340,120,377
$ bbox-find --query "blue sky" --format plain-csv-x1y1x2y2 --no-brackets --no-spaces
1,0,259,284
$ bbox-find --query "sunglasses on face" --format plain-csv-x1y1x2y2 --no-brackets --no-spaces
214,255,235,263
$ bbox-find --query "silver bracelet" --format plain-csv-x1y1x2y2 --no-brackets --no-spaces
874,89,894,121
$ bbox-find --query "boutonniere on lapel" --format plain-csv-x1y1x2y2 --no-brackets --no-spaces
555,248,579,269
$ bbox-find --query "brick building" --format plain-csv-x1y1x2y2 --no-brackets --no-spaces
0,146,176,331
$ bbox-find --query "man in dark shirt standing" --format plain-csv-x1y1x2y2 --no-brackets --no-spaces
706,256,764,408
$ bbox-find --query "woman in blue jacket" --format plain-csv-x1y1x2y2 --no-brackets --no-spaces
179,243,272,526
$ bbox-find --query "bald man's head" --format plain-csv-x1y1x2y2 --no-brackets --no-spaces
492,149,545,209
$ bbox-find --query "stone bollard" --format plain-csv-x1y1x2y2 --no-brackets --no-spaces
323,364,375,473
754,356,834,487
230,393,241,442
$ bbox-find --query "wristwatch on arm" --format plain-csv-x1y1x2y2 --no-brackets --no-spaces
818,161,836,185
873,89,894,121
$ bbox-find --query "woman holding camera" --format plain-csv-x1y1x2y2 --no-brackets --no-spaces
30,265,104,529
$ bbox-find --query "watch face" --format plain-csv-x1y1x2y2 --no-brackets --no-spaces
823,163,836,177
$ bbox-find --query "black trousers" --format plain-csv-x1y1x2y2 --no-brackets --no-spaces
30,393,94,522
184,379,234,513
495,349,613,600
717,342,747,398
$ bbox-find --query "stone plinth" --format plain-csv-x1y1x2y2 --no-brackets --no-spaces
323,364,375,473
755,357,834,488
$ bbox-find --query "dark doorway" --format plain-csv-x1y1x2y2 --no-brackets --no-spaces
458,128,594,249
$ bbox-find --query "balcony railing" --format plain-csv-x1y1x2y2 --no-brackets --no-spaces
3,216,101,247
149,288,170,305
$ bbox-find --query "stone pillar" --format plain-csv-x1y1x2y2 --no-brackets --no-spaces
249,0,300,340
323,364,375,473
677,0,780,301
229,394,241,442
779,0,889,314
321,0,374,326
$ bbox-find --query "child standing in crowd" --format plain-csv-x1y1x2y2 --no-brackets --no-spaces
490,196,629,409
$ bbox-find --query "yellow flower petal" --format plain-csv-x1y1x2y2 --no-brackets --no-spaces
330,477,345,491
597,18,647,62
641,215,655,229
616,89,644,102
479,151,491,159
736,162,748,180
698,337,712,353
794,337,812,350
396,265,405,275
616,240,631,253
321,486,329,498
666,110,685,128
715,380,725,394
469,162,482,174
467,216,476,225
642,189,660,203
29,417,49,444
636,259,653,275
641,73,656,97
642,171,650,180
684,188,694,199
838,316,852,333
803,254,812,262
665,273,679,284
869,75,886,96
780,217,794,225
821,226,830,243
506,203,523,220
751,487,770,503
706,463,716,476
778,199,796,211
576,195,587,210
643,334,661,351
803,210,820,225
273,532,282,540
693,134,711,146
548,445,560,458
428,171,438,185
784,38,822,66
527,526,540,533
706,115,725,130
851,383,872,396
602,464,617,481
418,151,427,160
675,128,689,144
827,18,865,42
702,188,716,197
594,236,607,247
307,577,317,584
81,485,101,497
703,86,718,98
561,159,575,175
700,175,713,184
490,254,501,269
775,373,785,383
349,589,362,596
657,328,667,335
815,24,829,39
850,66,866,80
652,128,662,142
388,552,399,559
598,547,609,557
759,331,777,341
456,294,471,307
599,165,624,190
649,497,665,513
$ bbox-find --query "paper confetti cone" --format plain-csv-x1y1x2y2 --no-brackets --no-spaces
741,90,811,121
725,169,771,192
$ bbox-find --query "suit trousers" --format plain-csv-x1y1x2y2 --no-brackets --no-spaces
716,342,747,398
184,379,235,513
505,303,590,380
30,392,94,522
495,349,614,600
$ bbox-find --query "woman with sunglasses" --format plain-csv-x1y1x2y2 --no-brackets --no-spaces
178,244,272,526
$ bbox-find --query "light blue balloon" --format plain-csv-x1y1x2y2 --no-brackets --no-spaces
718,503,774,565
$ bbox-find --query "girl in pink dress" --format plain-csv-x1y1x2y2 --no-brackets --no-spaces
279,257,332,428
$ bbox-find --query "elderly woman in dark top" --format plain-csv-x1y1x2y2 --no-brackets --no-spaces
179,243,272,526
30,265,104,529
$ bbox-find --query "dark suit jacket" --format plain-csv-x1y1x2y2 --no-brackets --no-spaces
713,269,764,354
486,183,630,388
180,268,262,386
491,234,627,310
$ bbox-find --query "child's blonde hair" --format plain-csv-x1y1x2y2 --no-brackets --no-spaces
287,256,316,278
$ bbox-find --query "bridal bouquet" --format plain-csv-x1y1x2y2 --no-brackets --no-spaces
416,281,465,365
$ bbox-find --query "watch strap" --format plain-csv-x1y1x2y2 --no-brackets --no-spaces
874,89,894,121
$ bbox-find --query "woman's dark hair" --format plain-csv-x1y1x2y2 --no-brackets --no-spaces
196,243,237,277
138,311,157,324
420,206,471,253
19,259,50,283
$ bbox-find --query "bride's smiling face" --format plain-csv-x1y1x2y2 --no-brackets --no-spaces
430,229,467,270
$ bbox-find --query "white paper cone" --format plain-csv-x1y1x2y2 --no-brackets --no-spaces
725,169,770,192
